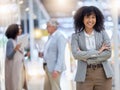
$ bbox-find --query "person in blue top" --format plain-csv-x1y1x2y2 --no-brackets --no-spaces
39,19,67,90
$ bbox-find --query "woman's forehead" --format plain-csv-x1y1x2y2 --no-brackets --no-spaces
85,12,96,16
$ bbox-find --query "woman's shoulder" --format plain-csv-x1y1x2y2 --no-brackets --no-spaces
71,32,81,40
72,33,78,37
72,31,83,36
94,29,107,34
7,39,14,42
7,39,14,45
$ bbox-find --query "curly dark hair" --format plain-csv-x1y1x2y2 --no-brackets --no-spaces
5,24,19,39
74,6,104,33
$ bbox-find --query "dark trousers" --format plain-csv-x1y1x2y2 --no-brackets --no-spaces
76,67,112,90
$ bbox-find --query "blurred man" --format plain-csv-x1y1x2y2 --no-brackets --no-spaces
39,19,66,90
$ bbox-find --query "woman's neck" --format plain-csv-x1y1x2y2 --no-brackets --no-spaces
85,28,93,35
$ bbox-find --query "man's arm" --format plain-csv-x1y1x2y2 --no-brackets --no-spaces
54,35,66,72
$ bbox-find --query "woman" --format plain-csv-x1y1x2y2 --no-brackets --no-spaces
71,6,113,90
5,24,27,90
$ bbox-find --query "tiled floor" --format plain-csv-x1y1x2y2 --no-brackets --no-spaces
27,72,76,90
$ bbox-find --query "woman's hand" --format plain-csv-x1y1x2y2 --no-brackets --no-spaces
25,51,30,57
14,43,21,51
77,48,81,51
99,43,110,53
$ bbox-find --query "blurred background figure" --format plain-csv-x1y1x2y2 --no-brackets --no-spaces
39,19,67,90
5,24,28,90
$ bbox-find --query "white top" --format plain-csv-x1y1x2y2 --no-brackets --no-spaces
84,30,96,50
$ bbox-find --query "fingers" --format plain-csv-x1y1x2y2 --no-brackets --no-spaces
77,48,80,51
14,43,21,51
102,43,111,50
105,45,110,49
52,71,59,78
99,43,111,53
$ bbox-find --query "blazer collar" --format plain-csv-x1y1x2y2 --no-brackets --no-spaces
79,31,87,50
94,30,100,49
79,30,99,50
49,30,59,38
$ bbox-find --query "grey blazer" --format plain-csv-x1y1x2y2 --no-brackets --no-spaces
44,30,66,72
71,30,113,82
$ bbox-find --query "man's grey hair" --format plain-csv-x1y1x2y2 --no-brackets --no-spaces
47,19,59,28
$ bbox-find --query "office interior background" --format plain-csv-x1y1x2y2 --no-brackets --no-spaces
0,0,120,90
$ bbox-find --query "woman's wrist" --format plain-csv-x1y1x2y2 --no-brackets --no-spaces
98,48,103,54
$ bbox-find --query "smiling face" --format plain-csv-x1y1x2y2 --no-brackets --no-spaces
83,13,96,31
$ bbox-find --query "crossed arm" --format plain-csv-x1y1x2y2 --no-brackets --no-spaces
71,32,111,64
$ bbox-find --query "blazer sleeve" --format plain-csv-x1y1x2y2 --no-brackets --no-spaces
54,35,66,72
87,30,111,64
71,33,99,61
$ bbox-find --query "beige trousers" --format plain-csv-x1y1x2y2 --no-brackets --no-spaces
44,66,61,90
76,67,112,90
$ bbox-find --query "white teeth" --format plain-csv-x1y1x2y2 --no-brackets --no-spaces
88,23,92,25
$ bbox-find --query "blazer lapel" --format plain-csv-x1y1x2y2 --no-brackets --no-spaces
94,30,100,50
79,31,87,50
